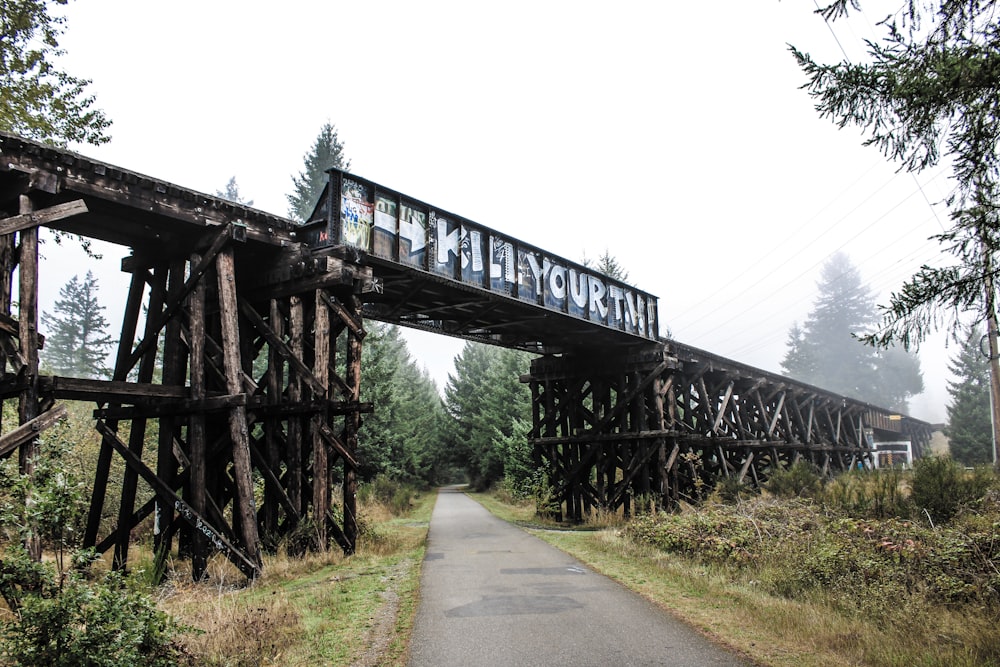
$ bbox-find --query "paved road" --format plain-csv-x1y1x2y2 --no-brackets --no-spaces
408,489,747,667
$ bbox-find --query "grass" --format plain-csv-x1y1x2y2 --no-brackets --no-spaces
472,489,1000,667
158,488,435,666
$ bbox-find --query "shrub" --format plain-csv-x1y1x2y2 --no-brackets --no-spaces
711,475,757,505
911,457,994,524
821,468,910,519
0,547,187,666
764,459,822,498
358,476,416,516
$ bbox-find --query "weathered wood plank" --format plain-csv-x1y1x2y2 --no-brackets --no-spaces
96,420,260,579
216,246,262,570
17,196,40,560
40,375,188,401
0,199,87,235
0,403,67,459
312,288,331,548
187,251,209,580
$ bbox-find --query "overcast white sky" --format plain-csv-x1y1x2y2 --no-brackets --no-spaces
39,0,959,422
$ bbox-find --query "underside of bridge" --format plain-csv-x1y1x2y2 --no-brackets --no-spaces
0,133,934,578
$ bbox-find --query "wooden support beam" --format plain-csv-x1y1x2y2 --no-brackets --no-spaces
216,246,262,570
711,381,735,434
0,403,66,459
319,290,365,339
238,299,326,396
287,295,304,517
315,419,359,468
342,295,363,553
95,420,260,579
0,199,87,235
17,195,41,561
187,251,209,580
123,223,236,374
263,298,285,537
83,268,147,550
114,264,166,571
312,288,331,548
41,375,188,402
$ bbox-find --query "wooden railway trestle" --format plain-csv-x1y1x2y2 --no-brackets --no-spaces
0,133,934,578
527,342,934,520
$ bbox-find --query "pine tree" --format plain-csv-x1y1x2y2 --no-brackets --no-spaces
444,342,533,488
40,271,114,378
286,122,350,222
0,0,111,146
215,176,253,207
945,326,993,465
356,323,450,484
781,252,923,412
797,1,1000,460
584,249,630,283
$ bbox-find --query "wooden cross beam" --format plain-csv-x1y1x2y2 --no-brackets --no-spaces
0,403,66,459
0,200,87,235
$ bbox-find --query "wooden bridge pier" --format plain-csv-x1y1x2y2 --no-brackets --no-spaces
528,341,935,520
78,239,373,579
0,135,374,580
527,345,677,521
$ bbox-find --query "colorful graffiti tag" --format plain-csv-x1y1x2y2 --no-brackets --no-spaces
322,171,659,340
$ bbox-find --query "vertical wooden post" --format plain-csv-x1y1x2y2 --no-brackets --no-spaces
343,295,363,552
16,197,40,561
154,260,187,568
84,269,147,549
216,246,262,571
288,295,304,518
188,253,208,580
263,298,284,537
312,290,330,548
653,376,668,510
114,266,166,570
0,210,14,435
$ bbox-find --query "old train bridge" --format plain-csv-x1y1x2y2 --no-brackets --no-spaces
0,133,932,579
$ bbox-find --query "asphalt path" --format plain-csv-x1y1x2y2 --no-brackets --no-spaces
408,488,748,667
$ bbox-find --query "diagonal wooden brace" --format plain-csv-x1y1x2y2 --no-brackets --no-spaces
95,420,261,579
238,300,327,396
123,223,236,374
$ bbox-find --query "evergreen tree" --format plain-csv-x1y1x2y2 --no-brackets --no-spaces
945,326,993,465
444,342,533,488
40,271,114,378
584,249,630,283
356,323,450,485
215,176,253,207
796,1,1000,459
781,252,923,412
0,0,110,145
286,122,350,222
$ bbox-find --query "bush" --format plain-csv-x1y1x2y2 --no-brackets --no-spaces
358,476,416,516
820,468,910,519
711,475,757,504
764,459,822,498
911,457,994,524
0,547,187,666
